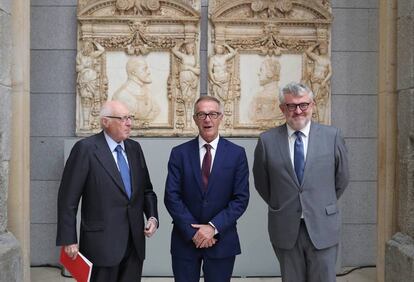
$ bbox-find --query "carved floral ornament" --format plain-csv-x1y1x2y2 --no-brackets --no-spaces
74,0,332,137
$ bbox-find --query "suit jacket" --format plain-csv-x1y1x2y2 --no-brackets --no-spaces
164,137,249,259
56,131,158,266
253,122,349,250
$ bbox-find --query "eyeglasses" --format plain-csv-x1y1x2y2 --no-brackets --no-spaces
284,103,311,112
105,115,134,122
194,112,222,120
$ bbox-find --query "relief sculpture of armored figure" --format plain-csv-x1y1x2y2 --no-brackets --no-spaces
112,56,159,122
76,41,105,129
249,57,284,126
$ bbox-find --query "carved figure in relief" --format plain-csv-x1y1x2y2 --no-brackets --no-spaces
172,41,200,129
116,0,160,15
305,42,332,121
249,57,284,125
251,0,293,18
76,41,105,129
112,57,159,122
208,44,237,101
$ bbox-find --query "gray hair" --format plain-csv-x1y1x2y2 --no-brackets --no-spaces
193,95,224,114
99,103,113,118
279,82,314,104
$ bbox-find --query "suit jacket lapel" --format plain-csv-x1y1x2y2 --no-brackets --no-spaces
125,140,138,200
189,138,204,192
93,132,129,197
277,124,301,188
206,137,226,193
302,122,319,186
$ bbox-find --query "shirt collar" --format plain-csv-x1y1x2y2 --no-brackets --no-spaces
104,131,125,152
198,135,220,151
287,121,311,138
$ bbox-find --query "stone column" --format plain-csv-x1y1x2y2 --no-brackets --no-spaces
377,0,398,281
6,0,30,281
0,0,23,281
385,0,414,281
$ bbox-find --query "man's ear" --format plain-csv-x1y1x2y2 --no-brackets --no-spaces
101,117,108,128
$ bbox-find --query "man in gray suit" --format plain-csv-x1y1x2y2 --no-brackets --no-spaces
253,82,349,282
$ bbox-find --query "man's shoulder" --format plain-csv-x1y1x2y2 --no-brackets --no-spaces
259,125,285,139
75,132,101,147
125,137,140,146
311,122,339,135
171,138,197,151
218,137,245,152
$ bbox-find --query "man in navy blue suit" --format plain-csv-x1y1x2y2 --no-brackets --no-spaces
164,96,250,282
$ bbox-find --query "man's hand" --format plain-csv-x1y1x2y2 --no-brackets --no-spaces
64,244,79,260
144,217,158,238
191,224,216,248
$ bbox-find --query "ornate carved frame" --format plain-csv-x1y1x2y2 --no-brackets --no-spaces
75,0,200,136
209,0,333,136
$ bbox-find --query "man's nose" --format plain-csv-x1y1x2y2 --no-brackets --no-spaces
294,105,303,114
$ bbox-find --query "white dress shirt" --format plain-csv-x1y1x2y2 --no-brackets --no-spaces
198,135,220,170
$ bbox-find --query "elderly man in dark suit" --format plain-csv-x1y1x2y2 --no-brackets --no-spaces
253,82,349,282
164,95,249,282
56,100,158,282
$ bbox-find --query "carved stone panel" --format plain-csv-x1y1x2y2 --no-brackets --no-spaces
75,0,201,136
209,0,332,136
75,1,332,137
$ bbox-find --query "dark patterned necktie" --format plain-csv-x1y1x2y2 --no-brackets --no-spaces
115,145,132,199
294,131,305,185
201,144,212,190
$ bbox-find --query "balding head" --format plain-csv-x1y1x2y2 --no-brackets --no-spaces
100,100,132,142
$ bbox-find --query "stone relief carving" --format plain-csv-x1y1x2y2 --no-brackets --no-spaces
76,41,107,130
76,0,201,136
172,41,200,131
249,57,284,128
303,41,332,122
209,0,332,136
75,0,331,137
112,56,160,126
251,0,293,18
208,44,237,102
115,0,161,15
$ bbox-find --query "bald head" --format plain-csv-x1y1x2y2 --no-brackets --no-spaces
100,100,129,119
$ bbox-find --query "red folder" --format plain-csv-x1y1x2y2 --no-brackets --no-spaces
60,247,93,282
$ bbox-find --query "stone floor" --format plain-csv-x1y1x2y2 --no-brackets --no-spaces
31,266,376,282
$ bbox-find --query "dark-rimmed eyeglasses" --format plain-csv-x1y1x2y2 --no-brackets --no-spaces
284,103,311,112
105,115,134,122
194,112,222,120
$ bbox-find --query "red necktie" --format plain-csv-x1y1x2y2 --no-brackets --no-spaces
201,144,212,190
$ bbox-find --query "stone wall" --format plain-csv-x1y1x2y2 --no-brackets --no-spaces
385,0,414,280
30,0,379,272
331,0,378,266
0,0,23,281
